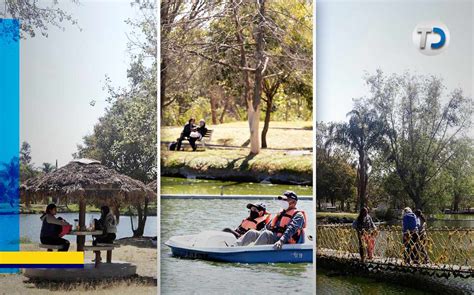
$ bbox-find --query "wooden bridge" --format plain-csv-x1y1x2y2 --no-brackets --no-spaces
317,225,473,293
316,225,474,278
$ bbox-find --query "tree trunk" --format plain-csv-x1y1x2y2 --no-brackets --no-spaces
261,95,273,149
210,91,218,125
249,0,266,154
219,98,229,124
357,151,368,210
248,107,260,154
453,192,461,211
77,198,86,251
132,198,148,237
160,57,167,125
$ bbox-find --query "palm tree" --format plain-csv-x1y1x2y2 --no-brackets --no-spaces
0,157,20,207
335,104,386,210
41,163,55,173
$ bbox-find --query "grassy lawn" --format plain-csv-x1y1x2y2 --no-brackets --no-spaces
162,148,312,176
161,120,313,150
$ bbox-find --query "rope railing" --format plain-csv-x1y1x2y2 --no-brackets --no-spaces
317,225,473,278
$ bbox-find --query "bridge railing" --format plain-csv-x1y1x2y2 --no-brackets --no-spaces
317,224,473,269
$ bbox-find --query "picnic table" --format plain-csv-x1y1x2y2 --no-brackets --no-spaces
67,229,118,267
67,229,103,251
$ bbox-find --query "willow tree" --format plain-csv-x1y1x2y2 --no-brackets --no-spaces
366,70,473,210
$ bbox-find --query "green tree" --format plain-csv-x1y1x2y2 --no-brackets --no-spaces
76,0,157,237
0,0,79,39
20,141,37,182
366,70,473,210
41,163,55,174
334,104,386,210
445,139,474,211
316,122,357,211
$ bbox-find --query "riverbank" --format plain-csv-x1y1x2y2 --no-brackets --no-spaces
316,212,358,224
0,242,157,294
20,204,157,216
161,149,313,185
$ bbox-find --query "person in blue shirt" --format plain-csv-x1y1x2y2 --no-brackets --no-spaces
402,207,419,264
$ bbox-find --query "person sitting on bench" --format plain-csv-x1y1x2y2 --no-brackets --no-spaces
40,204,71,251
176,118,198,151
197,119,208,138
93,205,117,246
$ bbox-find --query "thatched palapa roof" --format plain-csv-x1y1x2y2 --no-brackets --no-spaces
21,159,155,205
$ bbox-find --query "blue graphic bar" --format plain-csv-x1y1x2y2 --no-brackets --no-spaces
0,19,20,274
0,264,84,269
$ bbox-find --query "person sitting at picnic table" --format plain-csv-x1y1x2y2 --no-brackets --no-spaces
197,119,208,138
235,191,307,249
93,205,117,246
176,118,198,151
352,207,377,262
402,207,420,264
40,203,71,251
223,202,271,238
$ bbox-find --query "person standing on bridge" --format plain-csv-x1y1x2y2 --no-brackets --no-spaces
402,207,420,264
352,207,377,262
415,209,430,264
235,191,307,249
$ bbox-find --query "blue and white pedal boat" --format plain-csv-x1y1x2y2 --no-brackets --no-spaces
165,230,313,264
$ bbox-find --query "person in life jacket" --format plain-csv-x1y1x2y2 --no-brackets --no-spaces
223,202,271,238
235,191,307,250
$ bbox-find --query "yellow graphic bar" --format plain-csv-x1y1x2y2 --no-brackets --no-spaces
0,252,84,265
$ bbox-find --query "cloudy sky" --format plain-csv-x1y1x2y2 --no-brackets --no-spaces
317,0,473,123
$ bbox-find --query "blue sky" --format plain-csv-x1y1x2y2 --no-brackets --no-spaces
21,0,137,166
317,0,473,123
0,20,19,164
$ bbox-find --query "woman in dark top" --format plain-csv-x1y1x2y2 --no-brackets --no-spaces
176,118,197,151
93,206,117,246
352,207,377,261
197,119,208,138
40,204,71,251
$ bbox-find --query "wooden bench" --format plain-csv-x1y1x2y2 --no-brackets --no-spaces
39,244,63,251
84,245,117,267
180,129,214,150
200,129,213,148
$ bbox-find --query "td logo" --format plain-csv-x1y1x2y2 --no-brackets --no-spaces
412,21,450,56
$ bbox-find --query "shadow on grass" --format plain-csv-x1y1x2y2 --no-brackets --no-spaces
24,275,157,291
228,153,256,171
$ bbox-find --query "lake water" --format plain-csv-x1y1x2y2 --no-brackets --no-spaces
161,176,313,196
160,198,315,294
20,213,157,243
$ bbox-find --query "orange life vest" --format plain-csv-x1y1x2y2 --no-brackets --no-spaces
270,208,307,244
239,213,272,231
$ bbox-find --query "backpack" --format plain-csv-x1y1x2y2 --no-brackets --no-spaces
169,141,177,151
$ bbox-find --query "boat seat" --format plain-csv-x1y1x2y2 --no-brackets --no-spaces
38,244,63,251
